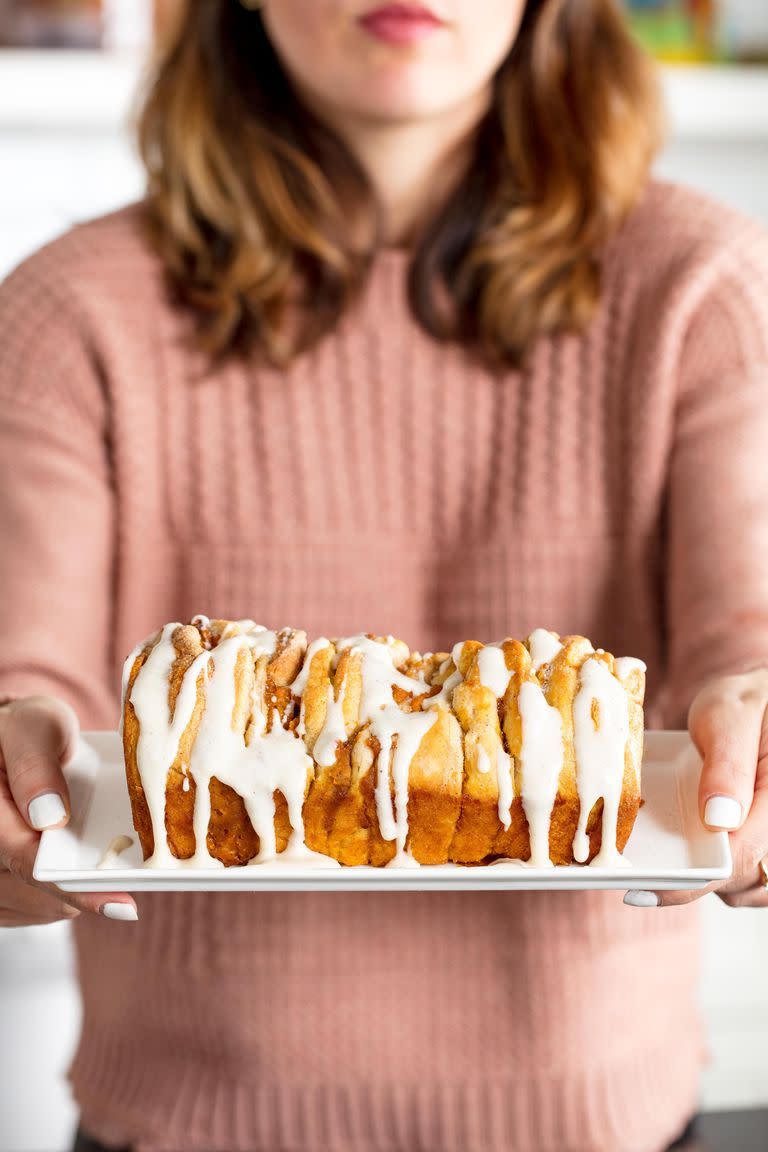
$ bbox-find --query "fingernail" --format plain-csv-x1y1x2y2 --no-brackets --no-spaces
101,902,138,921
28,792,67,830
624,890,660,908
704,795,742,830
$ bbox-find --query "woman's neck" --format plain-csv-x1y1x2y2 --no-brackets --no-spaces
310,88,491,247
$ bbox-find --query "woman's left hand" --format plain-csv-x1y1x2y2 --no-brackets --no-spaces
625,669,768,909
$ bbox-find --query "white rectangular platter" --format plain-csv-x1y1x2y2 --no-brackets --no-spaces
34,731,732,892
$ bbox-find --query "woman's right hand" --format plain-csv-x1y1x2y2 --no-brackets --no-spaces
0,696,138,925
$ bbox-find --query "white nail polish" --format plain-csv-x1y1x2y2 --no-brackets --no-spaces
28,792,66,830
101,903,138,921
623,890,659,908
704,795,742,830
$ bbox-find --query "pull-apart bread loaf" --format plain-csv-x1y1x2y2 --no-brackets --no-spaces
121,618,645,869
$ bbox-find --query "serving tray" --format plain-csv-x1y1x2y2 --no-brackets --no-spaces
33,731,732,892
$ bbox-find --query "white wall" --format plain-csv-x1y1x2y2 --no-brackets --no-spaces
1,53,143,1152
658,139,768,226
658,102,768,1115
698,899,768,1111
0,923,81,1152
1,54,768,1152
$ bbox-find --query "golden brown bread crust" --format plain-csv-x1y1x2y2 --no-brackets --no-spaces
450,639,520,863
123,624,211,862
123,622,310,866
122,623,644,868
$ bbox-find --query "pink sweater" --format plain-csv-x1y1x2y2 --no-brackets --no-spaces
2,183,768,1152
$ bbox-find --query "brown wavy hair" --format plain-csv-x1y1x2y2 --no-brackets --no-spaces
139,0,662,367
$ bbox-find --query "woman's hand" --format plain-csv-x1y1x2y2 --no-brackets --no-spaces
625,670,768,909
0,696,138,925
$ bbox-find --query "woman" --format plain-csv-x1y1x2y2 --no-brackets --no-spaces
1,2,767,1150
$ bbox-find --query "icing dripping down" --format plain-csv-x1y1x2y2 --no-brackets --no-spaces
329,635,439,865
313,672,349,768
528,629,563,673
423,641,465,712
183,631,313,865
469,642,515,829
119,637,150,739
476,644,513,699
123,620,641,872
128,623,211,866
496,744,514,829
518,681,563,867
290,638,331,697
572,658,631,867
127,622,320,868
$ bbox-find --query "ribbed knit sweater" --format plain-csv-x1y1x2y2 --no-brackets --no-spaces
2,182,768,1152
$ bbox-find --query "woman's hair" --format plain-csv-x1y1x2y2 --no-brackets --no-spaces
139,0,662,366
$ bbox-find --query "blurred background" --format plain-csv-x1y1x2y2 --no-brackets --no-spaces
0,2,767,1151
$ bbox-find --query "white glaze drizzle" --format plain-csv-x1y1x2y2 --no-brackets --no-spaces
572,657,630,867
125,621,640,871
371,707,438,860
495,744,514,830
96,833,135,869
517,680,563,867
223,619,261,639
289,637,331,697
333,635,431,710
527,629,563,673
119,637,150,738
464,642,516,829
331,635,439,864
128,623,211,866
313,671,349,768
127,622,319,867
476,644,513,698
423,642,465,711
614,656,647,680
186,630,314,865
423,666,462,711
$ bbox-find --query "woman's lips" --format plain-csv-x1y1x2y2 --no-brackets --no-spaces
358,3,445,46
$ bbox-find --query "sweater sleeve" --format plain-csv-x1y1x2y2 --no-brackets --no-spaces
0,251,116,729
664,230,768,725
